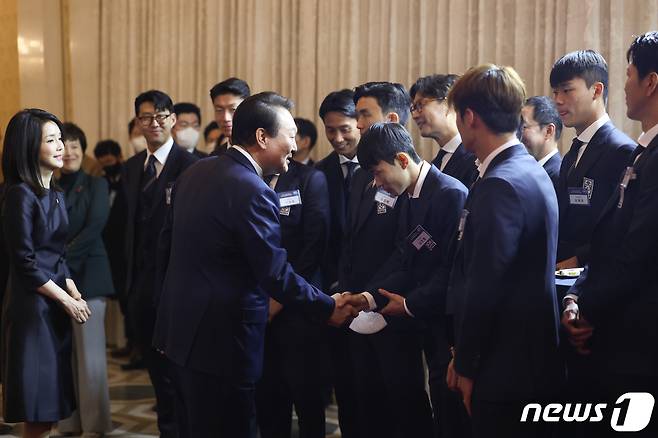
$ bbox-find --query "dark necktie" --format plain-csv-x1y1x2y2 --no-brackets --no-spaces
264,174,274,187
434,148,448,169
566,138,585,176
343,161,358,199
139,155,158,219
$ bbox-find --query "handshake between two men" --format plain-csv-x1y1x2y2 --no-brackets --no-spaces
270,288,409,327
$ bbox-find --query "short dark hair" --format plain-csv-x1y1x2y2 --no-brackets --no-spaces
128,118,137,136
550,50,609,101
448,64,526,135
2,108,63,196
627,31,658,80
203,121,220,142
94,139,122,158
134,89,174,116
61,122,88,153
525,96,563,140
409,74,460,100
357,122,420,170
209,77,251,101
232,92,294,147
294,118,318,149
319,89,357,120
173,102,201,124
353,82,411,125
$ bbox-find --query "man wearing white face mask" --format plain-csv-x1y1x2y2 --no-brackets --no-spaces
172,102,208,159
128,118,148,156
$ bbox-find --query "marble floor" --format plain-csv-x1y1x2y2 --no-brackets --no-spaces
1,354,342,437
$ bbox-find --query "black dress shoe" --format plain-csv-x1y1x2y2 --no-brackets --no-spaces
121,358,146,370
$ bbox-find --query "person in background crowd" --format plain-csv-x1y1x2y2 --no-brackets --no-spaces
203,120,224,154
128,118,148,156
209,77,251,156
56,122,114,436
292,117,318,166
172,102,208,159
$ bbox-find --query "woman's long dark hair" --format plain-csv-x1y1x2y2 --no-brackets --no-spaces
2,108,63,197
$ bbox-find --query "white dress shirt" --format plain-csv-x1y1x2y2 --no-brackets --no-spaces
144,137,174,178
638,123,658,148
574,114,610,167
476,138,519,178
438,134,462,171
537,148,560,167
338,154,360,178
232,145,264,177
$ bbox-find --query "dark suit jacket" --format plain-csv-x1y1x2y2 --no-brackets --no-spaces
315,151,349,289
557,122,635,264
61,171,114,299
270,160,330,334
366,165,467,320
153,148,335,382
431,143,478,188
570,136,658,377
102,167,127,300
192,148,208,159
339,168,407,293
542,151,562,190
0,184,8,301
449,144,563,402
121,143,197,304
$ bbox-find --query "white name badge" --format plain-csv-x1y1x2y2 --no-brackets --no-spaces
374,188,398,208
568,187,590,206
407,224,436,251
278,189,302,207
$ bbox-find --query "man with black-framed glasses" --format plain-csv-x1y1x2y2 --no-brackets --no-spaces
410,74,478,188
119,89,198,438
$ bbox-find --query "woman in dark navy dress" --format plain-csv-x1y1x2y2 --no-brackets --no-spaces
0,109,91,438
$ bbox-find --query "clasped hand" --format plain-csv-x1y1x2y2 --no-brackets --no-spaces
560,300,593,355
327,292,370,327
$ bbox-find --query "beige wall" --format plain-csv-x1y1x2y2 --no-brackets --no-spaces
9,0,658,162
0,0,21,149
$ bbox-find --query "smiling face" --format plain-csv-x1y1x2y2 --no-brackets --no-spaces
39,121,65,172
322,111,360,158
371,157,410,196
62,138,84,173
411,94,450,138
260,107,298,175
137,101,176,148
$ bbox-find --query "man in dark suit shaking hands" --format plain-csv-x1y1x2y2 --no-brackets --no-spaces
153,92,362,438
447,65,564,438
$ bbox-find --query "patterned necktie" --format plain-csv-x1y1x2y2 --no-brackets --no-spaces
343,161,358,197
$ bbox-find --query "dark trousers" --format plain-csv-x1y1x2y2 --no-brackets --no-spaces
471,398,553,438
144,349,178,438
327,327,359,438
424,324,471,438
350,326,434,438
256,322,330,438
170,360,258,438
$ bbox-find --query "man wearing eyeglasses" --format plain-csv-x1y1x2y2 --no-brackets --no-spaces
120,89,198,438
410,74,478,188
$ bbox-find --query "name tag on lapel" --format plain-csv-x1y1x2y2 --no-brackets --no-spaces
407,225,436,251
582,177,594,199
374,188,397,208
278,189,302,207
457,209,469,241
617,166,637,209
568,188,590,206
165,186,173,205
279,206,291,216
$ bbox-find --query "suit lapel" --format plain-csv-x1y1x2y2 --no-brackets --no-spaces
64,171,86,213
443,144,465,176
125,150,146,219
326,153,347,229
148,144,182,217
567,122,612,187
410,165,440,228
353,170,377,233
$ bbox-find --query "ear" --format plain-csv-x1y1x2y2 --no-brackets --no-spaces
396,152,409,169
544,123,556,142
169,113,177,126
387,112,400,123
592,82,605,101
464,108,476,128
298,136,310,150
645,72,658,97
255,127,268,150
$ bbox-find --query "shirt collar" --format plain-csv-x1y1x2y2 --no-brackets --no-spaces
476,138,518,177
409,161,431,199
638,123,658,147
577,113,610,143
145,136,174,167
441,134,462,153
537,148,559,167
232,145,263,177
339,154,359,165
